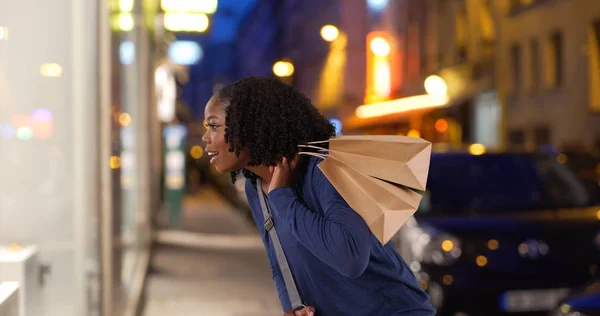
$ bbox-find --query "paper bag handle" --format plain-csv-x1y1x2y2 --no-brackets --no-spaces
298,144,328,151
306,140,329,144
297,144,328,160
297,151,327,159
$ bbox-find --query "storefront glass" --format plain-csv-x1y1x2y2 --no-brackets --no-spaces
0,0,101,315
0,0,156,315
108,0,156,314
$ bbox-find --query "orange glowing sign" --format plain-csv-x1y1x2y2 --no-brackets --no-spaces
365,31,402,104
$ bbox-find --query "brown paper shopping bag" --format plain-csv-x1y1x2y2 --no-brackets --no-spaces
308,135,431,191
298,150,426,245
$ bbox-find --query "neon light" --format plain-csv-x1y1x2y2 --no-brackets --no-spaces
373,58,391,98
355,94,449,119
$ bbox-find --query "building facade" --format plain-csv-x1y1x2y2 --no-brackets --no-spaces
235,0,369,124
236,0,599,151
330,0,599,152
498,0,600,151
336,0,501,149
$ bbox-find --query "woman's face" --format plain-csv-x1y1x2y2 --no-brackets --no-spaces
201,96,249,173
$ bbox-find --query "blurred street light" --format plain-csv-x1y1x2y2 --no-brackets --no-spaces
119,0,134,12
119,41,136,65
407,129,420,138
272,61,294,77
469,143,486,155
435,119,449,133
320,25,339,42
168,40,203,65
424,75,447,98
111,13,134,31
164,13,209,32
476,255,488,267
190,145,204,159
161,0,218,14
370,37,390,57
119,113,132,127
110,156,121,169
367,0,388,11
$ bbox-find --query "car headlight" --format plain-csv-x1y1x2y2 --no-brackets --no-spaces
406,224,462,266
553,304,589,316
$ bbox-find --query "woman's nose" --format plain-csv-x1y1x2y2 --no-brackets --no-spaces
201,130,210,144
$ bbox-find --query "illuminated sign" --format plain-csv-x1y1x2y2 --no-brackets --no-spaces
365,31,401,104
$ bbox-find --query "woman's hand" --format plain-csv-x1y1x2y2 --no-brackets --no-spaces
284,305,315,316
268,155,301,193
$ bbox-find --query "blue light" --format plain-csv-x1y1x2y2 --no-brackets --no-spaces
119,41,135,65
367,0,388,12
329,118,343,135
168,41,203,65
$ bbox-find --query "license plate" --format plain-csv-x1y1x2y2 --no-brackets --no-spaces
500,288,570,312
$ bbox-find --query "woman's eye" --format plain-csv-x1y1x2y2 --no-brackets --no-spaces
203,122,220,130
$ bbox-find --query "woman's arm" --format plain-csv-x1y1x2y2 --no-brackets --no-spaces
268,163,372,279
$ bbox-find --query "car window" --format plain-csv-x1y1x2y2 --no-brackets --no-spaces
417,153,596,215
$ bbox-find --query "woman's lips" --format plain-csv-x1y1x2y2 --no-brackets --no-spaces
207,151,219,164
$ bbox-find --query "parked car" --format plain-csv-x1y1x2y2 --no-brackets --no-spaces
394,150,600,315
551,279,600,316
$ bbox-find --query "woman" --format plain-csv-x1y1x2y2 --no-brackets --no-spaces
202,77,436,316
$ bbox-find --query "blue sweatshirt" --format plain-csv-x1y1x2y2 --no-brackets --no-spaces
244,156,436,316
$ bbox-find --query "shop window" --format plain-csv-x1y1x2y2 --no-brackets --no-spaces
534,126,551,148
509,129,525,148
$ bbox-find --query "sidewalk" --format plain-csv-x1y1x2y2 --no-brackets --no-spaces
143,186,283,316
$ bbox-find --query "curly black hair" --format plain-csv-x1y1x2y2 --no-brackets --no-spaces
214,76,336,183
